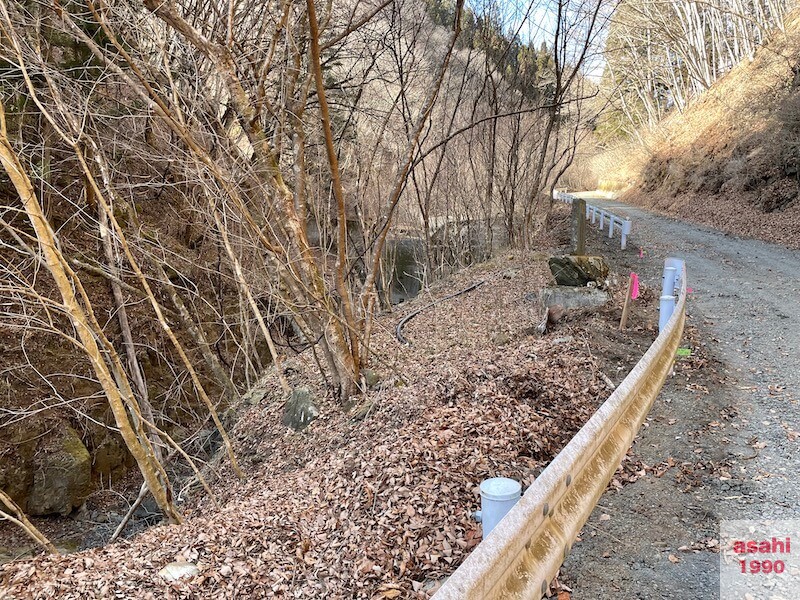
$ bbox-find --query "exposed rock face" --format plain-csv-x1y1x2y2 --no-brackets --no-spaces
0,420,43,509
282,388,319,431
90,431,132,482
548,255,609,286
26,426,92,516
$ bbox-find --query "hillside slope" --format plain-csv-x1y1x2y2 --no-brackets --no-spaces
597,10,800,248
0,226,663,598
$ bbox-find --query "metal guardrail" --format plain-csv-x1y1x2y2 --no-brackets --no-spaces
434,261,687,600
554,191,632,250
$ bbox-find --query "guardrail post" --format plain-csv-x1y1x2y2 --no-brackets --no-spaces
599,211,605,230
591,206,597,224
659,295,676,332
480,478,521,539
608,218,615,238
662,266,677,297
659,261,679,332
665,258,685,291
621,219,632,250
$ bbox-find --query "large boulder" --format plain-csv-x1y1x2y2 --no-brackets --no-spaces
539,286,610,310
0,419,43,509
548,255,609,287
26,426,92,516
282,388,319,431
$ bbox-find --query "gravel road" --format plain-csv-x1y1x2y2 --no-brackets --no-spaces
561,197,800,599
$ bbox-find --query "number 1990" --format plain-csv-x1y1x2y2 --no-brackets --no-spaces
740,559,786,574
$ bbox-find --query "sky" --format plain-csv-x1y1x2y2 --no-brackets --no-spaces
466,0,610,81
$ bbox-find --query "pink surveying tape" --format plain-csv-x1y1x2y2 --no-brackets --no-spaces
630,272,640,300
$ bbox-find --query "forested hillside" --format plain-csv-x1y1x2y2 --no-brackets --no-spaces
585,2,800,246
5,0,799,596
0,0,607,572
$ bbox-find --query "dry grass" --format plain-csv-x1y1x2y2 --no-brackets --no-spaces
586,10,800,247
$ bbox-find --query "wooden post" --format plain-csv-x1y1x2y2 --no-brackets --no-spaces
619,273,634,330
570,198,586,256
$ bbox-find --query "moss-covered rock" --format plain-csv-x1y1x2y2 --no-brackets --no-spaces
0,419,45,509
548,255,609,286
26,426,92,516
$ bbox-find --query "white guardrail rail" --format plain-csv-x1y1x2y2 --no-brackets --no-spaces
554,190,632,250
434,258,687,599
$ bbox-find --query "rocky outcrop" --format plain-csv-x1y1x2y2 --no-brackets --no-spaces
26,426,92,516
548,255,609,286
282,388,319,431
1,420,93,517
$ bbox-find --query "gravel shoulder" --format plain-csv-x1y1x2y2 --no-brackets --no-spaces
562,197,800,598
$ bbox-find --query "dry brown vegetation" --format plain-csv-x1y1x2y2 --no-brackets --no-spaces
0,208,663,597
588,9,800,247
0,0,607,543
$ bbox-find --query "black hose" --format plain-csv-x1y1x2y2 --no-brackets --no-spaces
395,280,486,345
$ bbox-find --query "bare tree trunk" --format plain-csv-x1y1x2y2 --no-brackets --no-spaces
0,100,182,524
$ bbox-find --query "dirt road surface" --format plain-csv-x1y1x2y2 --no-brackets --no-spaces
561,197,800,599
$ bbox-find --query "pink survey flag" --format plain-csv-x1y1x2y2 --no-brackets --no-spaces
630,273,640,300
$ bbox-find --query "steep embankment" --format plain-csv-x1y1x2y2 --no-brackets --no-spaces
598,10,800,248
0,211,662,598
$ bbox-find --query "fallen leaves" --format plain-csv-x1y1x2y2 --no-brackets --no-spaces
0,253,651,599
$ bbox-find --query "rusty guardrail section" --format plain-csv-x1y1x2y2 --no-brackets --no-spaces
434,264,687,600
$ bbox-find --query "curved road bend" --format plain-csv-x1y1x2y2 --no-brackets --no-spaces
561,197,800,598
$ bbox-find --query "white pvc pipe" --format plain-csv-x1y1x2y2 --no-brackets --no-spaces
479,478,521,540
659,295,676,332
662,266,677,297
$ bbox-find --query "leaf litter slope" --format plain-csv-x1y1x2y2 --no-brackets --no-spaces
0,244,654,599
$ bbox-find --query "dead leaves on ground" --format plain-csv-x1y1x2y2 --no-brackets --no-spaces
0,255,640,598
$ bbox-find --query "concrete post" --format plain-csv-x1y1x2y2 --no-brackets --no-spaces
571,198,586,255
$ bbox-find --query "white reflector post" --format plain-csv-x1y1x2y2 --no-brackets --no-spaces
621,219,632,250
